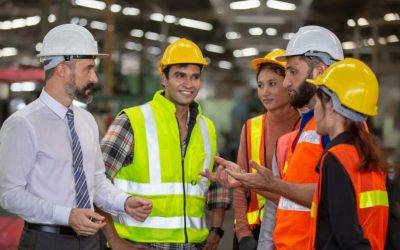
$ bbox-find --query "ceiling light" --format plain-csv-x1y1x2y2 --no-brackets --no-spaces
226,31,241,40
10,81,35,92
378,37,387,45
249,27,263,36
384,13,400,22
347,19,356,27
168,36,180,43
0,21,12,30
342,41,356,50
218,60,233,70
266,0,296,11
367,38,375,46
164,15,177,23
90,21,107,30
12,18,26,29
79,18,87,26
230,0,260,10
145,31,165,41
70,17,79,24
282,32,294,40
48,14,56,23
178,18,213,31
125,41,142,51
147,46,161,55
233,48,259,57
73,0,106,10
110,4,121,13
122,7,140,16
25,16,41,26
0,47,18,57
130,29,144,37
387,35,399,43
357,17,369,26
150,13,164,22
205,44,225,54
265,27,277,36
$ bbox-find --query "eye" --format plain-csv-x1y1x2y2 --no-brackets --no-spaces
269,81,277,87
174,72,185,78
191,74,200,80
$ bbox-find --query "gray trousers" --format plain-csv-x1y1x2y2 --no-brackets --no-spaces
19,228,100,250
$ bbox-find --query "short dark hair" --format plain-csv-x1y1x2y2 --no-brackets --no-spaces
162,63,203,79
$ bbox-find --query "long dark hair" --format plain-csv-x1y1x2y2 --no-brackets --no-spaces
316,89,387,172
256,63,285,81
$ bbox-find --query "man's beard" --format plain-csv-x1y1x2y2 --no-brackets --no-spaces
289,76,317,109
65,73,94,104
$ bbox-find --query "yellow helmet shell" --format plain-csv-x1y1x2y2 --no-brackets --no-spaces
158,38,208,75
251,49,287,71
307,58,379,116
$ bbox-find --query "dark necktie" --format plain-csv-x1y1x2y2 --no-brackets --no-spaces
66,109,91,208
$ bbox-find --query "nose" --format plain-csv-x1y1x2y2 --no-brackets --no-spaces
282,75,291,89
90,70,98,83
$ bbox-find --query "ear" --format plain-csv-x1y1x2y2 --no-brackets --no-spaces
313,63,328,79
160,73,167,88
54,64,67,78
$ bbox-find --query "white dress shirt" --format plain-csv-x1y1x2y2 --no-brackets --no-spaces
0,89,128,225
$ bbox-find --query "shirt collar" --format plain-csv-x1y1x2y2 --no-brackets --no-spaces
325,131,354,150
39,88,70,119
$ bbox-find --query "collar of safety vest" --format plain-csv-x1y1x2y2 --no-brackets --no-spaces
153,90,202,117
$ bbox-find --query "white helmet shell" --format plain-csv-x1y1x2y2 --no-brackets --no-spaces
283,25,344,62
38,24,107,57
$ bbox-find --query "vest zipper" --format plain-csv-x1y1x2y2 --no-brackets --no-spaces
178,117,189,243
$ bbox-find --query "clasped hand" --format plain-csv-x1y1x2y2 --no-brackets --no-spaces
199,156,277,191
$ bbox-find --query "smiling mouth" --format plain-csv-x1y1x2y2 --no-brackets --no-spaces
179,90,193,95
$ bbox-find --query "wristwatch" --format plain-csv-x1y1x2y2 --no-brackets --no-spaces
209,227,224,238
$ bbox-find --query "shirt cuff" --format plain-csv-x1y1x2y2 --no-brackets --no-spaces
111,192,130,215
53,205,72,225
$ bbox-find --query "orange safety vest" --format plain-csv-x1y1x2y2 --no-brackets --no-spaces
310,144,388,250
243,114,267,227
275,130,298,179
274,117,322,250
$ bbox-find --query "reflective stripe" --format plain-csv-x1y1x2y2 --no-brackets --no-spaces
198,117,212,192
247,208,264,224
250,115,263,165
360,190,389,209
141,103,161,184
114,178,207,196
297,130,320,144
283,161,288,174
310,202,316,218
115,214,206,229
278,197,310,211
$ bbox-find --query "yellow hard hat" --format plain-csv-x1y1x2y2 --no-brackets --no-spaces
158,38,208,75
307,58,379,116
251,49,287,71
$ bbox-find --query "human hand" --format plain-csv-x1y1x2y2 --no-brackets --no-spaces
109,237,150,250
202,231,221,250
124,196,152,222
199,156,244,188
68,208,106,236
226,160,277,191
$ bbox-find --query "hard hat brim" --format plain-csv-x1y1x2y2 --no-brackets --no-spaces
37,53,109,57
306,78,323,86
251,58,286,71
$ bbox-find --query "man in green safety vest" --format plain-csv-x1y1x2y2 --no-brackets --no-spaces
98,38,230,250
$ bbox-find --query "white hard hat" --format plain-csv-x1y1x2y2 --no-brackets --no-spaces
38,24,107,70
278,25,344,65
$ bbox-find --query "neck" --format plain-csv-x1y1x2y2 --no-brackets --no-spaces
298,95,317,113
328,117,346,140
44,79,72,107
175,105,189,125
268,103,295,117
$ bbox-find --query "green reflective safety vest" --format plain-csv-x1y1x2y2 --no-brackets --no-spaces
113,90,217,243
